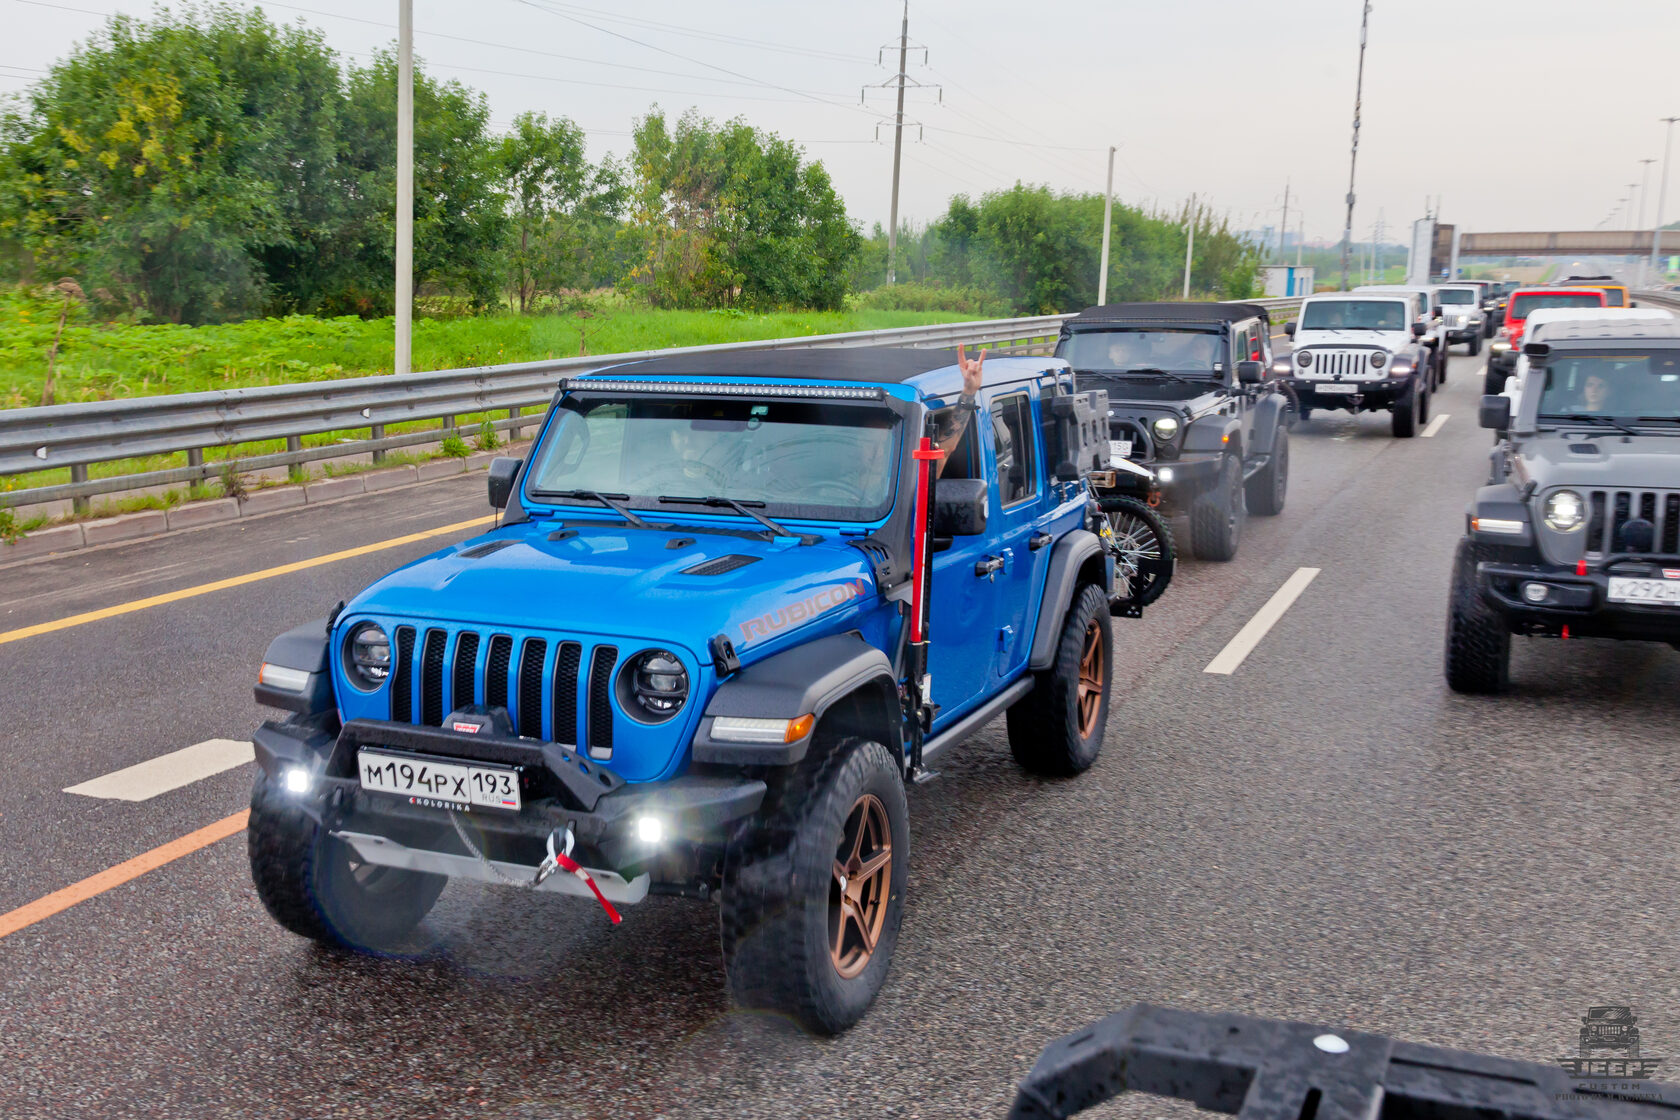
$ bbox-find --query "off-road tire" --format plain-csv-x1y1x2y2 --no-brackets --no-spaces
1467,334,1481,357
1392,383,1420,438
1436,346,1449,386
1246,428,1288,516
721,737,908,1035
1484,365,1509,397
1006,583,1112,776
1444,539,1511,694
248,771,445,951
1101,496,1174,609
1189,454,1244,561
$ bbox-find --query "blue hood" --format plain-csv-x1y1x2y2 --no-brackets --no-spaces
345,517,878,654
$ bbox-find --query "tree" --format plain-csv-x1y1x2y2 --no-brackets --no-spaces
621,107,859,310
0,7,339,322
497,111,626,311
335,52,508,315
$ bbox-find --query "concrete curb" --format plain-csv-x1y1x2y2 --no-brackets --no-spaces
1,448,522,569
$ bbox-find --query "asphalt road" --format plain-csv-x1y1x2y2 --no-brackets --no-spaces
3,346,1679,1120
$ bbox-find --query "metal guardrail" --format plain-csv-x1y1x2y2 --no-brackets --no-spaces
1,299,1304,509
1635,289,1680,312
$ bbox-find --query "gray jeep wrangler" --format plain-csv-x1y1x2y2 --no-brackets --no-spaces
1445,318,1680,692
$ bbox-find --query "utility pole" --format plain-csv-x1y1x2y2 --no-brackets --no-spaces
395,0,413,376
884,2,911,286
1297,213,1304,270
1637,158,1657,286
1649,117,1678,288
1373,210,1385,281
1340,1,1371,291
1098,146,1115,304
1182,194,1197,299
1278,180,1290,264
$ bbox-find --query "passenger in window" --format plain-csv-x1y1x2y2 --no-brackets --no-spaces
933,344,986,475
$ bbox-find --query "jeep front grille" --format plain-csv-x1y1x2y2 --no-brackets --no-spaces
1300,349,1378,378
385,626,621,756
1584,488,1680,558
1109,419,1151,459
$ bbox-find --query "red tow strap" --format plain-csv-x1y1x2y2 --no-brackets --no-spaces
553,849,622,924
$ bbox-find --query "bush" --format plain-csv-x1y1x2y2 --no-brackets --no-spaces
474,420,499,451
440,434,471,458
855,282,1010,318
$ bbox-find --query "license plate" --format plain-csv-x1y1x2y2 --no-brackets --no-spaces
1607,577,1680,606
1311,382,1359,394
357,749,522,811
1109,439,1132,462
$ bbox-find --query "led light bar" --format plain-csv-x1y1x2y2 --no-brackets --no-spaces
562,379,885,400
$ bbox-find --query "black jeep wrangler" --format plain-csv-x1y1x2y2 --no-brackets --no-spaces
1055,303,1291,562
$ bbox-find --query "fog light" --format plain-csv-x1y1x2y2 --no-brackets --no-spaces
1157,467,1175,483
634,815,664,845
282,767,312,794
1522,582,1549,603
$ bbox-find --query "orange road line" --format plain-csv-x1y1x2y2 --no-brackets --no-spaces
0,514,494,647
0,810,249,940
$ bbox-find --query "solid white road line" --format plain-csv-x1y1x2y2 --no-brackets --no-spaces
1203,568,1321,676
64,739,254,801
1421,413,1450,438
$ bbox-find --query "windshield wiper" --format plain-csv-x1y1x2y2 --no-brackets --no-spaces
544,489,649,528
658,494,795,541
1543,413,1642,438
1121,367,1198,384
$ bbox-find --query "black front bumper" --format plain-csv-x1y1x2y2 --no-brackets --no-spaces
1285,374,1419,414
1477,560,1680,642
253,716,767,878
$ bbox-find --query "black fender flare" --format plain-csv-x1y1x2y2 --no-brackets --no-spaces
1028,529,1110,671
1247,393,1287,462
692,632,898,766
1183,413,1242,458
254,618,337,716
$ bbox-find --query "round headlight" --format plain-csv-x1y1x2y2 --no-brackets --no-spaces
619,649,689,723
1544,490,1585,532
344,622,392,691
1151,416,1180,441
1369,351,1387,368
1295,350,1312,367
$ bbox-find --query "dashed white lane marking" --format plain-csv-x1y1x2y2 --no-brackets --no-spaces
64,739,254,801
1421,413,1451,438
1203,567,1321,676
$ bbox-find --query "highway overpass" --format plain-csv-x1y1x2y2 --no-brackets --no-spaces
1458,228,1680,256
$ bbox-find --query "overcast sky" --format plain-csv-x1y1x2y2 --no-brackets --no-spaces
5,0,1678,244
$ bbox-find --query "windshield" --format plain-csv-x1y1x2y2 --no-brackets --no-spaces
1059,329,1224,375
1437,289,1475,304
1299,300,1408,331
1536,351,1680,422
1509,292,1604,320
524,394,901,521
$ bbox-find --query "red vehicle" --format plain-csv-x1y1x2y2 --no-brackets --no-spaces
1485,286,1607,393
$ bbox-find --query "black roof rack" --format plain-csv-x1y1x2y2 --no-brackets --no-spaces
1063,301,1270,329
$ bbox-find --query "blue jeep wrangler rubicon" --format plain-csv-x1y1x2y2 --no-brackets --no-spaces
246,347,1115,1033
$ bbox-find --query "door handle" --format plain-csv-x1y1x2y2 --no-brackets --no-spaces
974,556,1005,578
1028,531,1053,552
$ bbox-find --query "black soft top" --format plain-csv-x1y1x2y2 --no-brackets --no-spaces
588,346,958,384
1063,301,1270,330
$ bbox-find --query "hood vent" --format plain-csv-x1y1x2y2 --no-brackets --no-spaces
1568,443,1599,455
682,554,760,576
459,540,517,559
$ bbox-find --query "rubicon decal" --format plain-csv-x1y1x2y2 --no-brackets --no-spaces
739,578,870,644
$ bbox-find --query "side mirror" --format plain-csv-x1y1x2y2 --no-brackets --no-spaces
1432,306,1444,319
1283,321,1297,337
933,477,988,537
1479,395,1512,432
487,456,522,509
1522,341,1550,359
1236,360,1264,384
1410,322,1428,338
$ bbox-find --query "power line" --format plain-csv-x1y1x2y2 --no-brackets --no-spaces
501,0,870,65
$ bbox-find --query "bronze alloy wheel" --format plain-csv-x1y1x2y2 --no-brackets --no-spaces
1077,620,1104,739
829,793,892,979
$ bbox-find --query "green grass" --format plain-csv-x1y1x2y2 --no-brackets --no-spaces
0,290,975,409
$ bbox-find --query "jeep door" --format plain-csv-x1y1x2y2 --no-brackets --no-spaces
981,387,1054,681
927,411,1002,723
